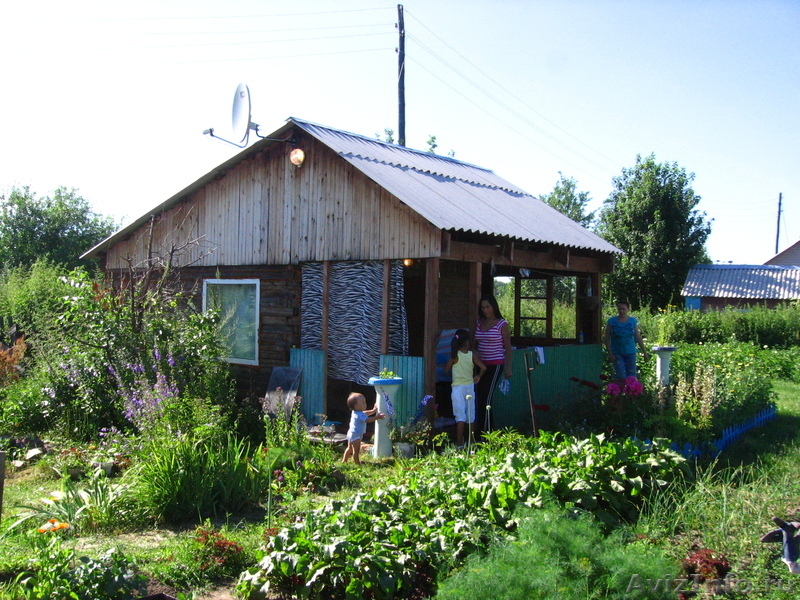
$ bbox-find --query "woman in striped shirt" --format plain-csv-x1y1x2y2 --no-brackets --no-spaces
473,295,513,439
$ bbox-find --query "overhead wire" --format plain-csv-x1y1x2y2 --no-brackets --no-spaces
404,54,608,187
406,32,614,177
404,9,623,173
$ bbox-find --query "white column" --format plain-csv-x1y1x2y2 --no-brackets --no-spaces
651,346,677,388
367,377,403,458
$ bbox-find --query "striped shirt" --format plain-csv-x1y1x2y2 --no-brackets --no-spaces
475,318,508,364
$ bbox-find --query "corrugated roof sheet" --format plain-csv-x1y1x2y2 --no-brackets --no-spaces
294,118,620,254
682,264,800,299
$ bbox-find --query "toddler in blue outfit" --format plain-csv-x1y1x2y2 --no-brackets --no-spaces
342,392,385,465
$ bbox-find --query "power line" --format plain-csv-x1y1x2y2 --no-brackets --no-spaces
404,9,623,173
405,55,611,189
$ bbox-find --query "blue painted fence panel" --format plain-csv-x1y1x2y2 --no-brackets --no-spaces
379,355,425,427
290,348,327,423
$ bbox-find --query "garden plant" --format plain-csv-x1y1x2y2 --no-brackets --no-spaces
2,263,800,599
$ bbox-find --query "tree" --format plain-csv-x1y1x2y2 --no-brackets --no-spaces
540,172,596,229
0,186,116,269
597,154,711,310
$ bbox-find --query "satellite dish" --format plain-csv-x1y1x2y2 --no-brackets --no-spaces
231,83,252,144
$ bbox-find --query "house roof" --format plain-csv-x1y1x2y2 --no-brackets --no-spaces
84,117,620,258
682,264,800,299
765,239,800,266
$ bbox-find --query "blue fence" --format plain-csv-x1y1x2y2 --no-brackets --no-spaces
644,404,778,460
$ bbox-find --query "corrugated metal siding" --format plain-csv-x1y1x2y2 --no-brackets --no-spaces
492,344,603,430
682,265,800,299
290,348,326,423
379,355,425,427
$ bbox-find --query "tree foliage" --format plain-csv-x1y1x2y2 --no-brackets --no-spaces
0,186,116,269
539,172,595,229
597,154,711,310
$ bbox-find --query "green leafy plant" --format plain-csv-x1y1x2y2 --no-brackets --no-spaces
6,468,130,536
130,432,271,524
261,388,307,449
377,368,399,379
389,417,430,446
435,506,679,600
14,525,145,600
236,431,686,599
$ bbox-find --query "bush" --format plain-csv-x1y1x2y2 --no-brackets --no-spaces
652,304,800,349
670,343,778,436
0,267,237,440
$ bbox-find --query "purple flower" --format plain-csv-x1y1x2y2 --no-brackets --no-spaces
605,382,622,396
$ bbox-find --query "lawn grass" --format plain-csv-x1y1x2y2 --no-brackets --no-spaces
628,379,800,599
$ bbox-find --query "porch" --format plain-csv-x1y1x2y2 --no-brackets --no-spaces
291,344,603,431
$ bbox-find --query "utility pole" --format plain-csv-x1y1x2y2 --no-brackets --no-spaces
397,4,406,147
776,192,783,254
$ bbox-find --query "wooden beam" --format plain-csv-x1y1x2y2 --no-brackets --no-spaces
592,272,602,343
469,262,481,332
501,239,515,261
440,230,451,256
424,258,440,395
321,260,330,352
381,259,391,354
444,240,614,274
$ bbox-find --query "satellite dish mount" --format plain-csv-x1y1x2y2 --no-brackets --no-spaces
203,83,295,148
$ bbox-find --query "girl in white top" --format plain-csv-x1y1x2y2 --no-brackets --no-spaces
445,329,486,449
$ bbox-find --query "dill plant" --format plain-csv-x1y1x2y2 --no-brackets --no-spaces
435,506,679,600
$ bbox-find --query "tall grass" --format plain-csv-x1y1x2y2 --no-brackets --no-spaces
130,432,274,524
631,379,800,599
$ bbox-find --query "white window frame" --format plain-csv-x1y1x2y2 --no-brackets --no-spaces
202,278,260,366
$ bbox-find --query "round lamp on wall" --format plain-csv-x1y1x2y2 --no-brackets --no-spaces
290,148,305,167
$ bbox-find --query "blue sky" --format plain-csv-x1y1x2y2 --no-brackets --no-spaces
1,0,797,264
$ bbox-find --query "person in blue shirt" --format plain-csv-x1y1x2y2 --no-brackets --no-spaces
604,300,650,379
342,392,385,465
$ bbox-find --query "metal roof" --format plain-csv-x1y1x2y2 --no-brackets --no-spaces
84,117,620,258
682,264,800,299
294,119,620,254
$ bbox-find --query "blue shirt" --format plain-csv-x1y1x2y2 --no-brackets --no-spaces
347,410,368,441
607,316,638,355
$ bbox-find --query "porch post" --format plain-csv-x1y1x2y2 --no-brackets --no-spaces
321,261,330,352
381,259,391,354
424,258,440,395
591,272,602,343
469,262,481,333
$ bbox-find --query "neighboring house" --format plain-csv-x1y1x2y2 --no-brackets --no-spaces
682,264,800,310
765,240,800,266
83,117,621,427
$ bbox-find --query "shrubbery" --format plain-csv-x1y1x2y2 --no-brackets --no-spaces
648,304,800,349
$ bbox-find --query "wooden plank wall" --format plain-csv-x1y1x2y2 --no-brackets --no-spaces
103,134,442,269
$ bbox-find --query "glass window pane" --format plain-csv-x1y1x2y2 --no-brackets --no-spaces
204,280,259,364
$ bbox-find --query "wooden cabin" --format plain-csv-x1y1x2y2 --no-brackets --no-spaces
84,117,621,430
